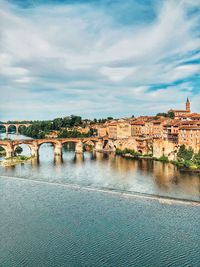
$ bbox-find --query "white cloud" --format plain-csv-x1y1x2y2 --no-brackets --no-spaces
100,66,135,81
0,0,199,120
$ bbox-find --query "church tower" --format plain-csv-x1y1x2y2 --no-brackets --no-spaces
186,97,191,112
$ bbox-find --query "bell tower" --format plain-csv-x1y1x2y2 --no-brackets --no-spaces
186,97,191,113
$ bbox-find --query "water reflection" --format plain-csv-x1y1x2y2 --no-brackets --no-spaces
0,134,199,201
31,157,40,168
73,153,84,164
54,155,63,166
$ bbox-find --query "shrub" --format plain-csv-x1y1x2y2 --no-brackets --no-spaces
158,155,169,162
177,145,193,161
116,148,141,157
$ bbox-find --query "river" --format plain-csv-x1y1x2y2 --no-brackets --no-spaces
0,133,200,266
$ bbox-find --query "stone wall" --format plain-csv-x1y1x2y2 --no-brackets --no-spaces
153,139,178,160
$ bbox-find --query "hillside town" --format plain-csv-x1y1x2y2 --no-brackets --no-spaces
89,98,200,160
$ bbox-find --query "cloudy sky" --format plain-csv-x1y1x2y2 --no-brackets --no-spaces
0,0,200,121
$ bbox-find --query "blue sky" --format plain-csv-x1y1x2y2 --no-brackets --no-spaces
0,0,200,120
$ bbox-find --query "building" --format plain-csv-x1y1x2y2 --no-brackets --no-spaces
179,124,200,152
169,97,191,117
117,122,132,139
107,122,117,139
131,121,145,136
96,97,200,157
98,126,108,138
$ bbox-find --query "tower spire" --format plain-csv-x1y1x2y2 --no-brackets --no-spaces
186,97,191,112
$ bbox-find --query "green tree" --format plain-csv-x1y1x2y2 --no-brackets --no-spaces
177,145,193,161
167,111,175,119
53,118,63,130
194,151,200,167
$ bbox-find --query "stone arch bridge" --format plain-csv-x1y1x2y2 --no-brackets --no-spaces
0,124,31,135
0,137,116,158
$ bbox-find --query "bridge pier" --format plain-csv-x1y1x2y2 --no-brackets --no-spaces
54,143,62,156
5,125,9,135
75,141,84,153
6,148,14,158
54,155,63,166
16,125,19,135
104,140,116,152
74,153,84,162
31,157,39,167
31,146,39,157
95,140,103,152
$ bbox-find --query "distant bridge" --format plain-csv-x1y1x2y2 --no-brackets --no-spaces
0,137,116,158
0,123,31,135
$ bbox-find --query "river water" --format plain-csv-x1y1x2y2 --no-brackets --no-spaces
0,133,200,266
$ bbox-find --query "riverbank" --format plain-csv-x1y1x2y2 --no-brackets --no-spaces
116,149,200,173
0,155,32,167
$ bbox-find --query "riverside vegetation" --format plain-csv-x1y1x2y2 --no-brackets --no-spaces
0,144,30,166
0,155,32,167
0,145,23,156
116,145,200,171
8,115,109,139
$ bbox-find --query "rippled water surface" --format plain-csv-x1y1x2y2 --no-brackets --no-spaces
0,177,200,267
0,134,200,266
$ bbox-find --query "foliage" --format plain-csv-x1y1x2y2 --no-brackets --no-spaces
177,145,193,161
0,146,6,155
15,146,23,154
173,146,200,169
193,151,200,168
116,148,141,157
58,128,96,138
18,155,31,160
167,111,175,119
18,115,99,139
158,155,169,162
156,111,175,119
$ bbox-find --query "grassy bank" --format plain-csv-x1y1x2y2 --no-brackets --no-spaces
0,155,32,167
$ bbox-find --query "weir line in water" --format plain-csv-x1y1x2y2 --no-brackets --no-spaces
0,175,199,206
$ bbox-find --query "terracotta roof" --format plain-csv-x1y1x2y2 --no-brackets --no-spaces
179,126,200,130
130,121,145,126
108,122,117,126
180,121,199,125
173,110,190,113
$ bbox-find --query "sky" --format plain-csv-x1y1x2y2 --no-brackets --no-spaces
0,0,200,121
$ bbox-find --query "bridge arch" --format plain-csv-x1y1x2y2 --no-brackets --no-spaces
83,140,95,151
0,142,14,158
37,140,62,157
60,139,80,145
13,143,32,156
37,139,61,147
0,124,31,135
8,124,17,133
0,125,7,133
0,145,7,157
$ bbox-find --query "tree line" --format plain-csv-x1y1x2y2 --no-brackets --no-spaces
18,115,101,139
